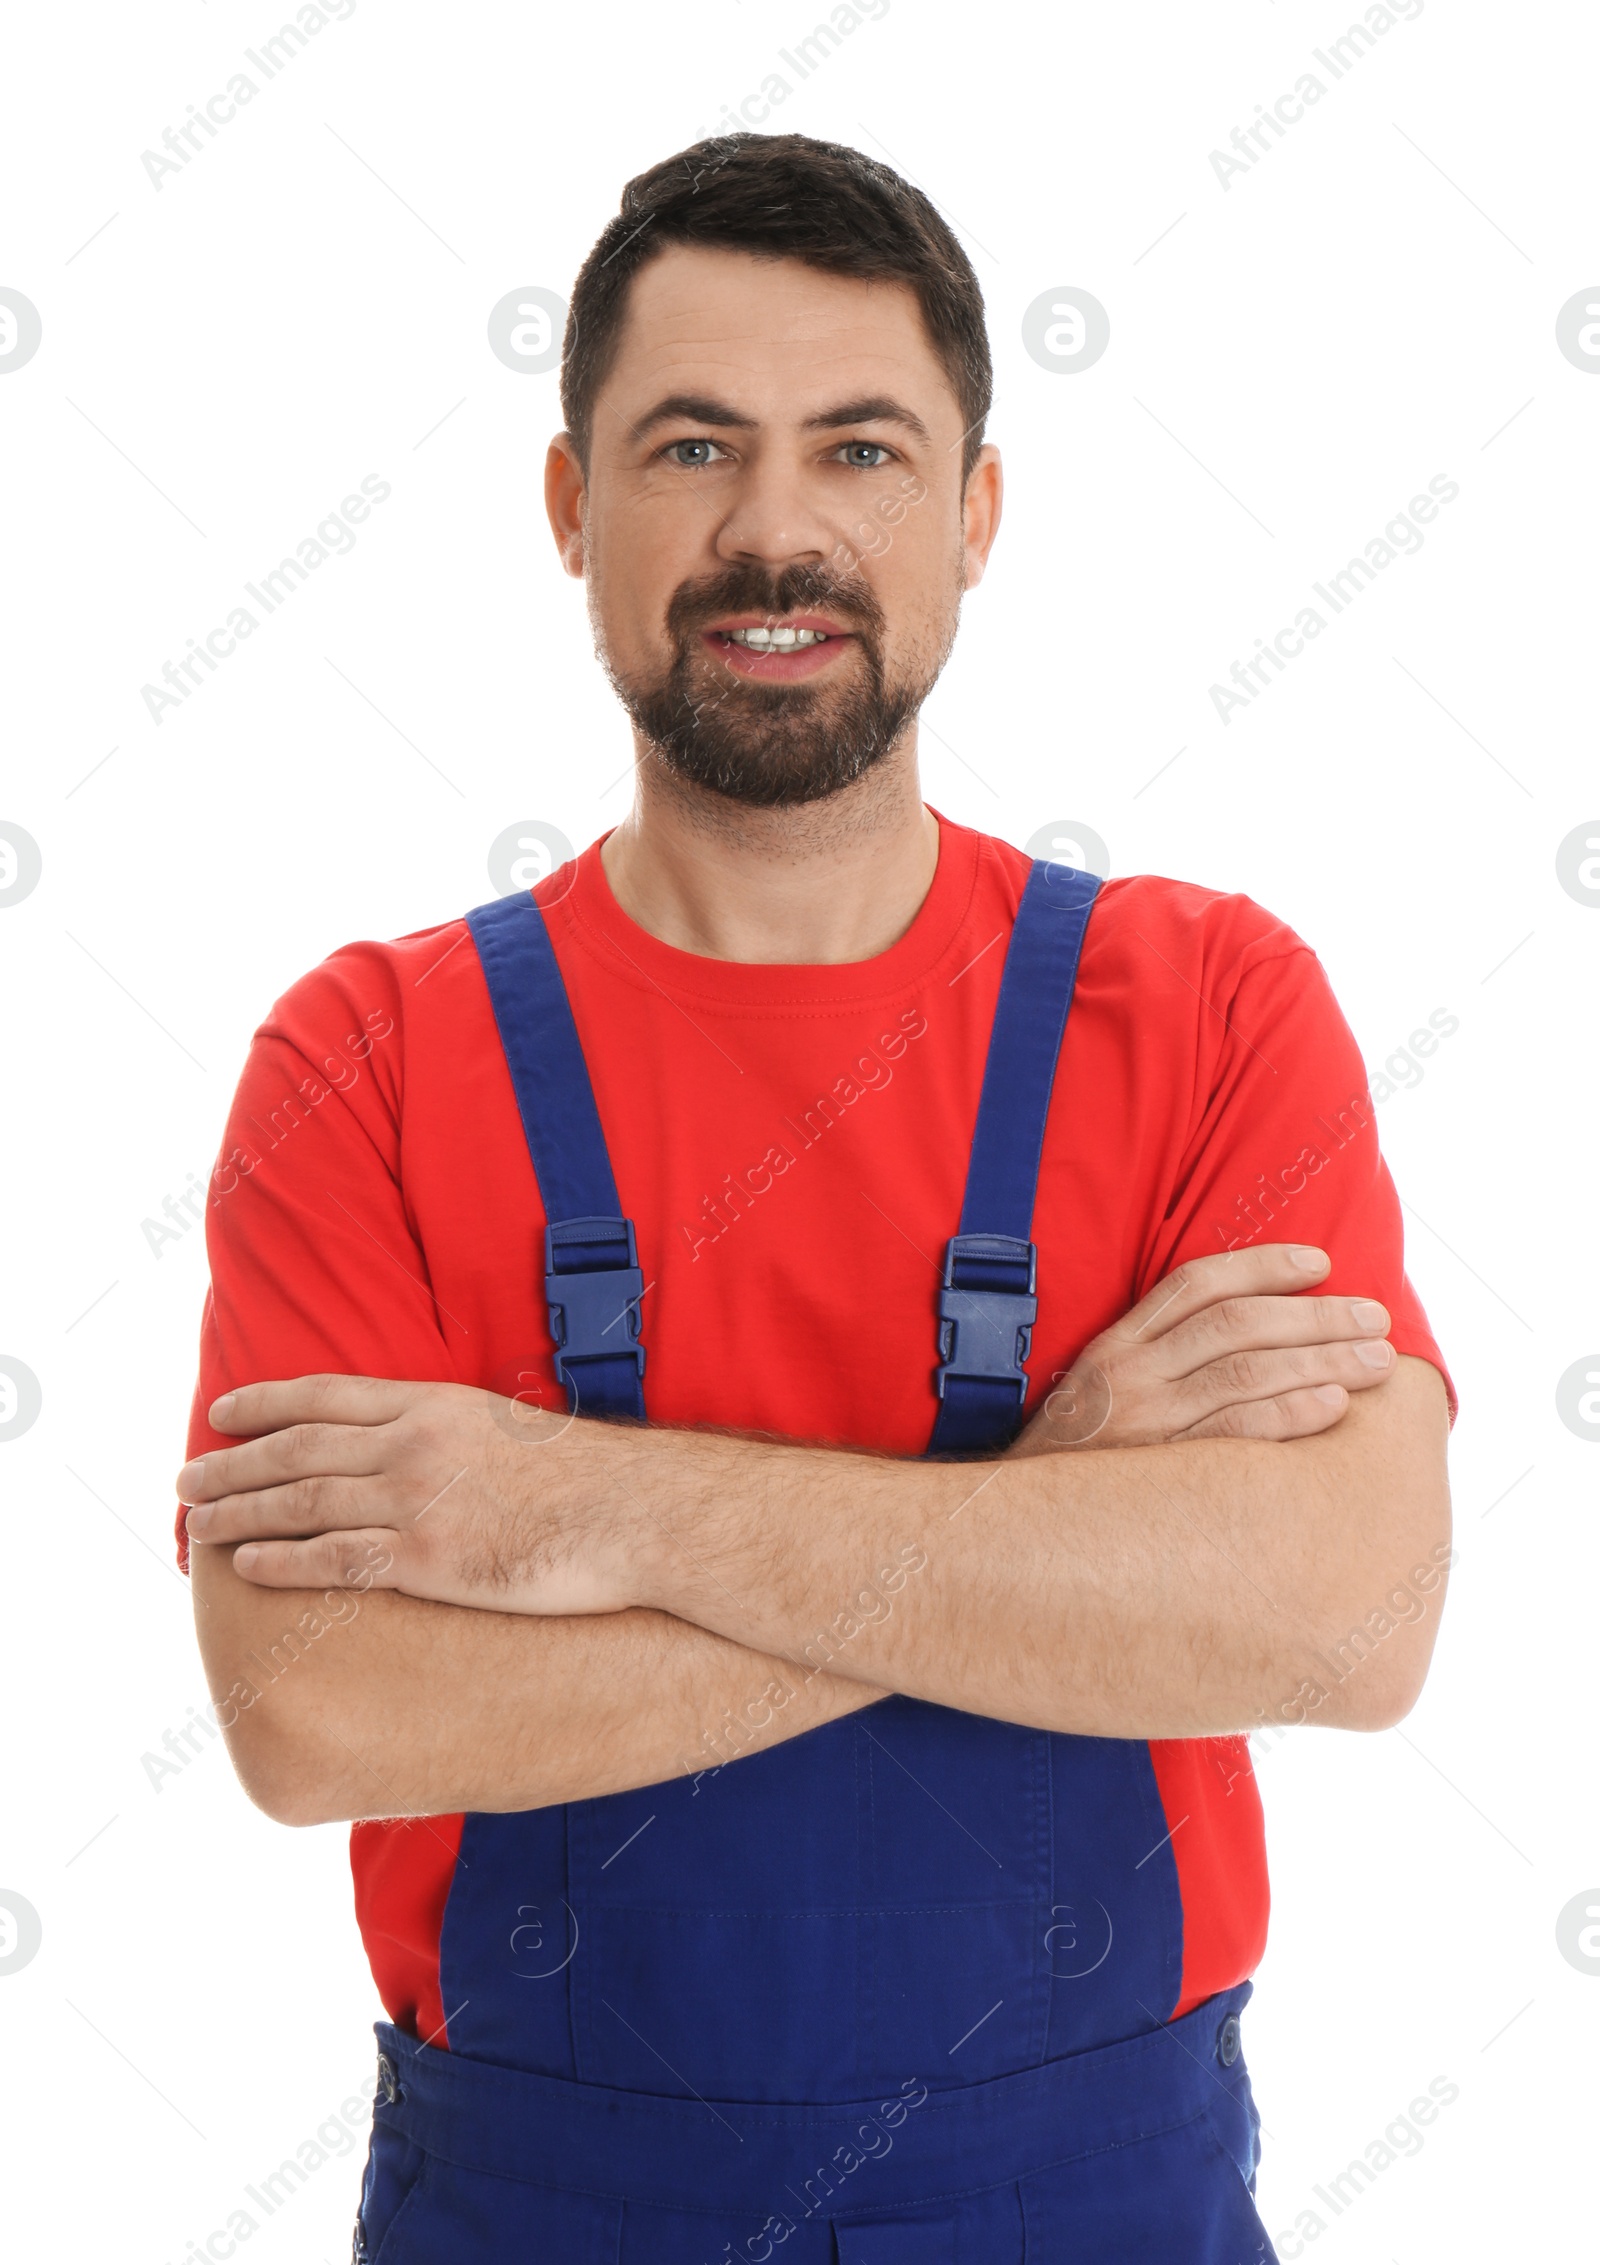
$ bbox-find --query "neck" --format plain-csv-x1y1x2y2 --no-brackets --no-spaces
599,734,940,964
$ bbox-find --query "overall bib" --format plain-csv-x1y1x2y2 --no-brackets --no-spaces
354,860,1278,2263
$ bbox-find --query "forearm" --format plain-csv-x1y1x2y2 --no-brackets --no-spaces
189,1541,884,1825
185,1314,1451,1750
626,1359,1452,1739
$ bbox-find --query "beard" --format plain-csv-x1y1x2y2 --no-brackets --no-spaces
602,560,960,811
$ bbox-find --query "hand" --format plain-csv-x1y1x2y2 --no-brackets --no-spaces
177,1375,638,1614
1006,1243,1396,1456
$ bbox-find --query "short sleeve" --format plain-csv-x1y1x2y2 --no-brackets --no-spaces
175,944,459,1572
1141,939,1456,1422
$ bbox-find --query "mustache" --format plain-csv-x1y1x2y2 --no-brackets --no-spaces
665,562,887,644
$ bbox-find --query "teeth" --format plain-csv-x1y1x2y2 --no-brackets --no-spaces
726,626,829,648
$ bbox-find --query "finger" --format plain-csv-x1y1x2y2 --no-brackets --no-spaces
230,1527,402,1592
1175,1385,1350,1443
1172,1337,1396,1424
1106,1246,1331,1346
185,1474,384,1545
206,1374,422,1437
178,1417,393,1507
1155,1293,1392,1381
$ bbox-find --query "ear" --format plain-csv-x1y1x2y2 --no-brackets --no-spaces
545,434,587,578
961,442,1003,591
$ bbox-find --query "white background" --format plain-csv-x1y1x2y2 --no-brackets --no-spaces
1,1,1596,2257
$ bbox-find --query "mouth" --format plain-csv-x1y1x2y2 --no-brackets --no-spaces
700,613,856,682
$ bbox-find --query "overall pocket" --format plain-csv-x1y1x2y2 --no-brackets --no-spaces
353,2115,430,2264
364,2147,623,2264
1019,2109,1279,2262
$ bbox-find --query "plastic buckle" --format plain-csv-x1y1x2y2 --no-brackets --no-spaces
544,1216,646,1400
934,1233,1037,1404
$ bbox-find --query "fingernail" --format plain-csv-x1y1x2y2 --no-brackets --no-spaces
1289,1247,1327,1272
1352,1300,1389,1332
210,1392,237,1423
1313,1385,1345,1405
1354,1339,1394,1368
234,1545,259,1574
177,1458,206,1495
185,1504,214,1535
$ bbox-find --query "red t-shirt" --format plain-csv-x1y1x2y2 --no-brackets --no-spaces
177,815,1452,2036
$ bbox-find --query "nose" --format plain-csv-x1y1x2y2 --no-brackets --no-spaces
711,452,842,574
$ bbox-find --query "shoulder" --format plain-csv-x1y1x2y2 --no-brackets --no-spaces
234,912,487,1138
969,828,1317,995
253,911,477,1049
1072,875,1361,1103
1079,876,1333,1067
1085,871,1314,988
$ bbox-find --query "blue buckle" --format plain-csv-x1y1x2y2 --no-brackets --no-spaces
934,1233,1037,1404
543,1215,646,1398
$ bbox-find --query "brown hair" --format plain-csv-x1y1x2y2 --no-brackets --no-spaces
560,132,992,488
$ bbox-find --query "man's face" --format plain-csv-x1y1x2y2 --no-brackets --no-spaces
548,245,999,809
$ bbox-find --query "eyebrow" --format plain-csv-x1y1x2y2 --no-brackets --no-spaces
632,391,933,447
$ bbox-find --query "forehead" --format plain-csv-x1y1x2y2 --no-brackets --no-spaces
600,244,951,417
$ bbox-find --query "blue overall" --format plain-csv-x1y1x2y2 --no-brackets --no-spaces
354,861,1277,2263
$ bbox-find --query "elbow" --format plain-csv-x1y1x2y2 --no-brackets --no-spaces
247,1768,346,1831
217,1700,349,1827
1272,1349,1453,1733
1335,1652,1433,1734
1297,1637,1433,1734
1309,1546,1453,1733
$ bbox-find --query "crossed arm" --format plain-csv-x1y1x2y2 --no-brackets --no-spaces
182,1245,1452,1826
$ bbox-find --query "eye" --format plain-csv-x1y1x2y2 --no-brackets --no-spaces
834,441,895,469
662,437,728,468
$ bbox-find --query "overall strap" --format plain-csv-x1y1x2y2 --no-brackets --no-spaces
465,891,646,1420
928,859,1101,1457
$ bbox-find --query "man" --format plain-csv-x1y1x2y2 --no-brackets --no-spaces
176,134,1454,2263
